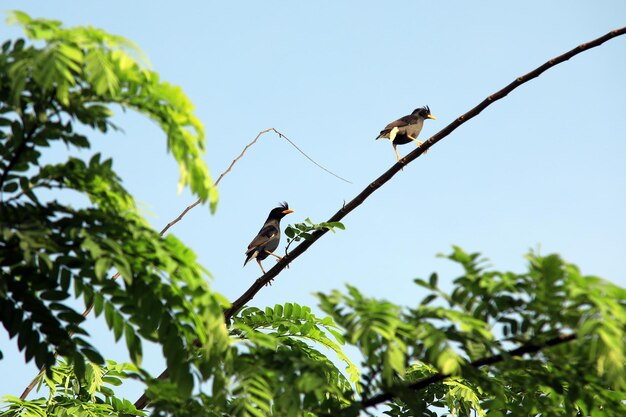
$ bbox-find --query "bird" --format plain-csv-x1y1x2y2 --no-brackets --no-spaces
376,106,436,161
244,202,295,275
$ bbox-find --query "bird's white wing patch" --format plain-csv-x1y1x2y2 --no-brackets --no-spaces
389,126,399,142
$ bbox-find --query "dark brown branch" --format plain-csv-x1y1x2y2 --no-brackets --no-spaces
355,333,577,413
136,27,626,409
133,369,169,410
223,26,626,321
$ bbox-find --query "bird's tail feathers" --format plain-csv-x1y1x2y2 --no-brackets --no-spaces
243,249,258,267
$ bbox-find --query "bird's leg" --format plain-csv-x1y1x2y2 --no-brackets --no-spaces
265,250,290,270
264,250,283,261
406,134,423,146
266,251,290,267
256,258,267,274
256,259,273,285
407,135,428,154
393,144,401,162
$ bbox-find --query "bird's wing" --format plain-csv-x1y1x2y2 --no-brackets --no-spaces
377,115,413,138
247,223,279,251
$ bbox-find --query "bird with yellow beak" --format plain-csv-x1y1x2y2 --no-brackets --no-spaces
376,106,436,161
244,202,294,274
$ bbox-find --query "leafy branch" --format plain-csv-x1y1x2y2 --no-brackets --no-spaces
3,360,144,417
233,303,360,387
312,243,626,416
284,218,345,255
130,26,626,411
351,332,577,415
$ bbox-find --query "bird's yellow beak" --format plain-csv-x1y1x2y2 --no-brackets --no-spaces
282,209,295,214
427,114,436,120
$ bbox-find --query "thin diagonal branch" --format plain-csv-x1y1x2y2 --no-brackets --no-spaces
158,128,274,236
214,128,274,186
136,26,626,409
223,26,626,321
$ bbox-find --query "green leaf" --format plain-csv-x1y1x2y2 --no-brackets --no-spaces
113,311,124,341
39,290,70,301
124,324,142,365
94,258,111,280
2,181,18,193
284,302,293,318
428,272,438,288
274,304,283,318
81,347,104,364
326,221,345,230
421,294,438,306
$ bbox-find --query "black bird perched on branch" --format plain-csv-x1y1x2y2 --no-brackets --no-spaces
244,202,295,274
376,106,436,161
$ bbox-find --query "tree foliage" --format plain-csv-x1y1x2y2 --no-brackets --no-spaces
1,360,144,417
318,247,626,416
2,11,626,417
0,11,226,393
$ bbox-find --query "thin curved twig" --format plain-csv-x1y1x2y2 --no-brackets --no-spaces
158,128,349,236
159,128,279,235
159,128,274,236
273,128,352,184
139,26,625,409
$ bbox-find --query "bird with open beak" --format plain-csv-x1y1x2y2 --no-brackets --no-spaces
376,106,436,161
244,202,295,274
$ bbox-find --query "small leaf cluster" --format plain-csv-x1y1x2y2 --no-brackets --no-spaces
0,360,143,417
227,303,358,417
284,219,345,254
146,303,357,417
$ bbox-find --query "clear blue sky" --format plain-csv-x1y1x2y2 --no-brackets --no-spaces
2,0,625,405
